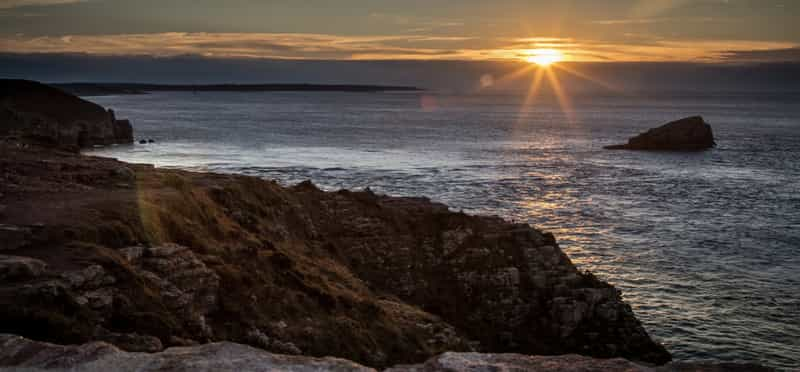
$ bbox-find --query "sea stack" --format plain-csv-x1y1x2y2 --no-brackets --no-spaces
605,116,715,151
0,79,133,150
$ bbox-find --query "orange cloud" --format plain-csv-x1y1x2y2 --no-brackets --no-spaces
0,32,796,62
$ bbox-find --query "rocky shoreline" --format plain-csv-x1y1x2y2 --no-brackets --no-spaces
0,79,771,370
0,142,669,367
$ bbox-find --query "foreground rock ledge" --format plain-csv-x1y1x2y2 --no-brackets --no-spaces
0,335,773,372
605,116,715,151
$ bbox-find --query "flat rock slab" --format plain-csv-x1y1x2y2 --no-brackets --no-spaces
605,116,715,151
0,335,373,372
0,336,773,372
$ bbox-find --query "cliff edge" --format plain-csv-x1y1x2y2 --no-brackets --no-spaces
0,81,671,368
0,79,132,150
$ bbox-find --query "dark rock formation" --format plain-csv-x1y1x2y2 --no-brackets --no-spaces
0,79,133,150
0,335,773,372
605,116,715,151
0,81,671,368
0,142,670,367
294,187,671,364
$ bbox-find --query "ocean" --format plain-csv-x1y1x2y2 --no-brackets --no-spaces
86,90,800,370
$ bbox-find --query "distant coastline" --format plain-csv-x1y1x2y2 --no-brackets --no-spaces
52,82,423,96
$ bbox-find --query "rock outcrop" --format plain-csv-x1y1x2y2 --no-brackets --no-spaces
0,335,773,372
0,142,669,367
0,79,133,150
605,116,715,151
0,81,671,368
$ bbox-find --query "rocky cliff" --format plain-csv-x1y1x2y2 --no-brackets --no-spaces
0,82,671,368
0,335,772,372
0,79,133,150
0,143,669,368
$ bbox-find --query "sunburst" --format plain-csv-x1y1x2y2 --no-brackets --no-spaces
479,48,622,125
524,49,564,67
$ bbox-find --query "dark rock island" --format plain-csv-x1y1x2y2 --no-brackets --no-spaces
605,116,715,151
0,80,767,371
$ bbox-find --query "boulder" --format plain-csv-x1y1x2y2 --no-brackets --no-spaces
605,116,715,151
0,255,47,281
0,79,133,150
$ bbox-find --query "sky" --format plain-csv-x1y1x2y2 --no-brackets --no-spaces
0,0,798,63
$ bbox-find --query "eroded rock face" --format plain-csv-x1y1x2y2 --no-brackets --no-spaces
0,79,133,150
119,244,220,339
605,116,715,151
292,188,671,364
5,244,221,353
0,336,773,372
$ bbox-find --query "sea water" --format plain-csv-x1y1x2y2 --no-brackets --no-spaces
87,90,800,369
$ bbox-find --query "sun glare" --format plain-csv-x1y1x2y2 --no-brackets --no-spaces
525,49,563,67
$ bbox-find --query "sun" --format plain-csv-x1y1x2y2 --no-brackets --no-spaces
525,49,563,67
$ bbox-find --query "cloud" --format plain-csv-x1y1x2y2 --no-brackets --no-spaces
628,0,736,18
0,32,796,63
591,15,722,26
630,0,693,18
718,47,800,63
0,32,483,60
591,18,666,25
0,0,84,9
